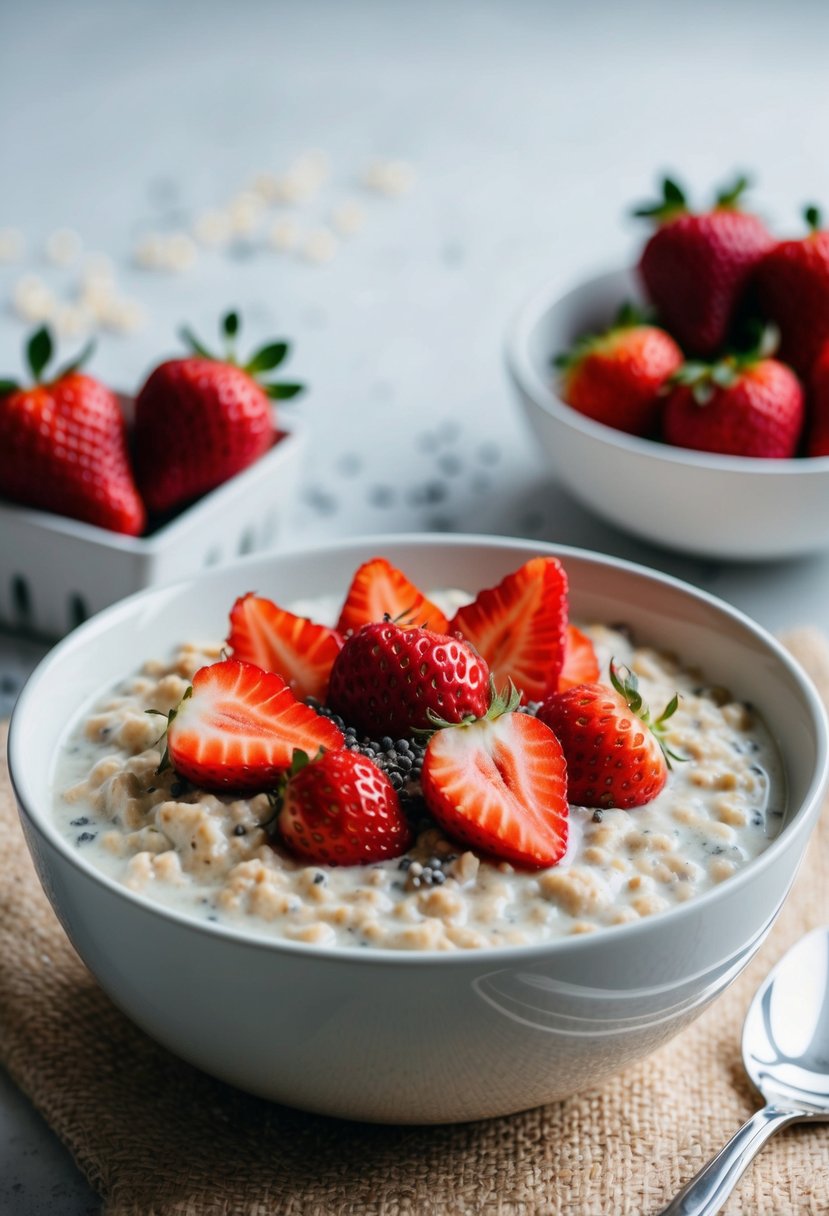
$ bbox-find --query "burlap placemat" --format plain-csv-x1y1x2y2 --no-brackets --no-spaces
2,629,829,1216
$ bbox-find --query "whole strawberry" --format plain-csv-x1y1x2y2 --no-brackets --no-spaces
133,311,303,515
807,341,829,457
662,334,804,458
635,176,773,357
754,206,829,378
327,620,490,739
277,749,412,866
537,662,678,810
0,328,145,535
555,303,682,437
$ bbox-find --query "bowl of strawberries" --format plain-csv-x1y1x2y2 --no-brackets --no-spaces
0,313,304,637
9,534,827,1121
507,176,829,560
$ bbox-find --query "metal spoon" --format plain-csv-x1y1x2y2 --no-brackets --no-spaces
659,925,829,1216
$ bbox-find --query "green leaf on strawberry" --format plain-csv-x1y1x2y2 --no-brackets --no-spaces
177,311,304,402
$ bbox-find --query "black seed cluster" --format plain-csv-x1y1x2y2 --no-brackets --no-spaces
307,700,428,797
398,856,449,887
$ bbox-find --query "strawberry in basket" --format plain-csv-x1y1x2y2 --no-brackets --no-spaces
0,327,145,535
133,311,303,515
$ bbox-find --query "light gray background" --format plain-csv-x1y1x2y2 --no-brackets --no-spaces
2,0,829,1210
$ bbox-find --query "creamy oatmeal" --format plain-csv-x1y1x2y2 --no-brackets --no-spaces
53,593,785,951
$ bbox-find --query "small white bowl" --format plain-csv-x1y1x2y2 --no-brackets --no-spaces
8,535,828,1123
0,397,305,638
506,267,829,561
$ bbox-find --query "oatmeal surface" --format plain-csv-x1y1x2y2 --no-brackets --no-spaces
53,592,785,951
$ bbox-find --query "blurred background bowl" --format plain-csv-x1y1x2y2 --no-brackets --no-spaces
506,267,829,561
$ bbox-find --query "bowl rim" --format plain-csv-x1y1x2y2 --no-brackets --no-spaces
9,531,829,966
505,265,829,476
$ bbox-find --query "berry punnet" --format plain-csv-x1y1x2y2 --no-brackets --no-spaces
537,660,680,810
227,593,343,703
133,310,303,515
161,658,344,793
661,330,804,459
555,303,682,437
754,205,829,378
276,749,412,866
450,556,569,703
421,683,569,869
635,176,773,357
0,327,145,535
327,618,490,740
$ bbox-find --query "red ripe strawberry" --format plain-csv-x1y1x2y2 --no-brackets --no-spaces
421,687,568,869
337,557,449,635
450,557,568,704
227,593,342,703
555,304,682,436
164,659,343,793
327,620,489,739
754,206,829,377
662,338,804,458
537,661,678,810
277,749,412,865
0,328,145,535
807,341,829,457
133,311,303,515
559,625,600,691
635,176,773,357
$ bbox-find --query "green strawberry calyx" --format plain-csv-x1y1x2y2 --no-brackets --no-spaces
668,324,779,406
553,302,653,371
609,659,684,768
804,205,824,234
0,326,95,397
632,176,689,224
714,174,752,211
422,677,521,735
179,310,304,401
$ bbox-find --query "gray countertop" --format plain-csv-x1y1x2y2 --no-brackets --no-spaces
3,0,829,1210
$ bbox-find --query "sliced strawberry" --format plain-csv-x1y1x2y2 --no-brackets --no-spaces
277,750,412,865
449,557,568,703
422,696,568,869
227,593,343,703
165,659,344,793
337,557,449,635
558,625,600,691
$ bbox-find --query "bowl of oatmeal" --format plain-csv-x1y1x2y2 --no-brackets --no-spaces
8,535,828,1123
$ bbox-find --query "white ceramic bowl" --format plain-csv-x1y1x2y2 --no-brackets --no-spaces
9,534,829,1123
506,267,829,560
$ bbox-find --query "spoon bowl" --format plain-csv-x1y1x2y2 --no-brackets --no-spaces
662,926,829,1215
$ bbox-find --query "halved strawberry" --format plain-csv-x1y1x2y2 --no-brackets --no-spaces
337,557,449,635
449,557,568,703
165,659,344,793
277,749,412,865
421,689,568,869
558,625,600,691
227,593,343,703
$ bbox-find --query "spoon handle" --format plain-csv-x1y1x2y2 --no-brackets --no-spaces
657,1104,804,1216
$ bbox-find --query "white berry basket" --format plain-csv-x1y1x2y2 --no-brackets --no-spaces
0,405,306,638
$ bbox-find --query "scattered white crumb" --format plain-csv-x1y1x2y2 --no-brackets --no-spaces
134,232,197,272
55,302,93,339
45,227,82,267
330,199,365,237
227,192,265,236
268,216,302,252
192,209,232,247
301,226,338,264
0,227,25,263
100,297,147,334
363,159,416,196
81,252,115,282
13,274,55,322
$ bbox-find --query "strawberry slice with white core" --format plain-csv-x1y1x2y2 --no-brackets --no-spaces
422,692,569,869
558,625,600,691
227,593,343,703
166,659,344,793
449,557,569,703
337,557,450,636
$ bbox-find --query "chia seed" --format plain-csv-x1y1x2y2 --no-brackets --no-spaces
233,825,247,837
69,816,90,827
592,810,603,823
76,832,96,845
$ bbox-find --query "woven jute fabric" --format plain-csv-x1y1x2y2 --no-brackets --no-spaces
2,630,829,1216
